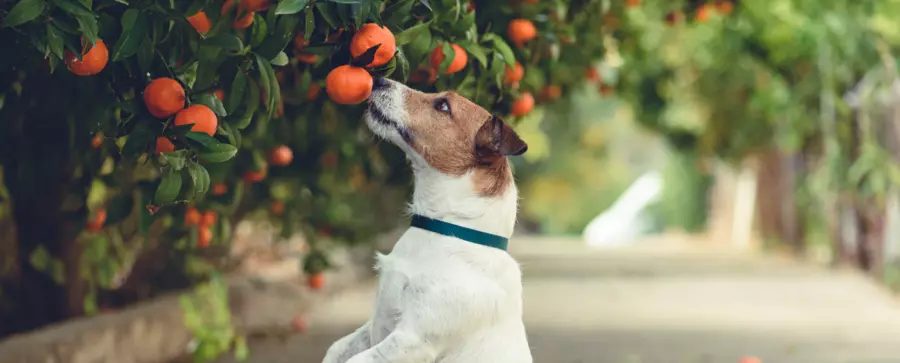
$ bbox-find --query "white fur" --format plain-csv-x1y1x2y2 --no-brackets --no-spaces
323,80,532,363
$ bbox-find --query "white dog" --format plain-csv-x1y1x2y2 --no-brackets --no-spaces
322,78,532,363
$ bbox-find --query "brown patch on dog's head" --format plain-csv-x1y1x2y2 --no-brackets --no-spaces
401,90,527,196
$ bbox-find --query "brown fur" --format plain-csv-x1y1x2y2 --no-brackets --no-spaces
401,90,526,197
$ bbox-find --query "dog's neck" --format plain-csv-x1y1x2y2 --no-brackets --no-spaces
407,163,518,238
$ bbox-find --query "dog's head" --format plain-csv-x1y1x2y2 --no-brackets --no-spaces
365,78,527,194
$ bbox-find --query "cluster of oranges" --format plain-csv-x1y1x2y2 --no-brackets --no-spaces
185,206,218,247
185,0,269,34
325,23,396,105
142,77,218,153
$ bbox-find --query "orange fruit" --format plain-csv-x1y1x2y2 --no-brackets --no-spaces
198,226,212,247
240,0,269,12
626,0,640,7
156,137,175,154
467,1,476,11
325,65,373,105
599,84,615,96
504,61,524,84
269,145,293,166
86,209,107,232
585,68,600,82
308,273,325,289
696,4,711,22
244,167,267,183
271,200,285,215
715,0,733,14
349,23,396,68
185,206,202,226
326,28,345,43
221,1,254,29
294,33,310,49
174,105,218,136
201,211,217,227
214,89,224,101
539,84,562,101
429,44,467,74
296,52,318,64
91,133,103,149
510,92,534,117
144,78,186,118
507,19,537,47
65,39,108,76
306,83,321,101
211,183,228,196
187,11,211,35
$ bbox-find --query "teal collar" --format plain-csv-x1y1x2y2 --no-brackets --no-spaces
410,214,509,251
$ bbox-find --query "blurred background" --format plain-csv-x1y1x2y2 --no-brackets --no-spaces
3,0,900,362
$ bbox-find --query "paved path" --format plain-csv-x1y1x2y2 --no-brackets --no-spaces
217,236,900,363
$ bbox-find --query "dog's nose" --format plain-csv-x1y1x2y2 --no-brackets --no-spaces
373,77,390,90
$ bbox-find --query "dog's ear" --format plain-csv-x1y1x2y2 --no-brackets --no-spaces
474,116,528,165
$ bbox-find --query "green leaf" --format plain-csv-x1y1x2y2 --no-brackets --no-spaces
457,40,486,68
203,34,244,52
185,131,220,149
315,2,339,28
384,0,414,28
111,8,149,61
136,35,154,71
185,162,210,199
54,0,93,18
438,42,454,74
226,71,247,115
250,15,268,47
160,150,188,170
270,51,289,66
197,144,238,163
394,48,410,81
233,80,259,129
1,0,45,28
46,24,64,59
394,21,430,46
194,93,227,117
155,168,183,204
255,53,275,116
254,14,298,59
486,34,516,68
304,6,314,37
329,0,363,3
275,0,308,15
76,15,100,45
105,193,134,226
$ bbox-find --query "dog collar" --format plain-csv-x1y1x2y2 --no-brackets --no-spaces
410,214,509,251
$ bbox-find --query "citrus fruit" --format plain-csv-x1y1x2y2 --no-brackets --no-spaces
429,44,467,74
221,1,254,29
201,211,217,227
214,89,224,101
626,0,640,7
665,10,685,25
185,206,202,226
507,19,537,46
156,137,175,154
715,0,734,14
539,84,562,101
198,226,212,248
144,78,186,118
91,133,103,149
174,105,218,136
599,84,615,96
296,52,318,64
585,68,600,82
308,273,325,289
240,0,269,12
325,65,373,105
65,39,108,76
86,209,107,232
269,145,293,166
294,33,310,49
211,183,228,196
505,61,524,84
510,92,534,117
696,4,711,22
349,23,396,68
244,167,267,183
271,200,285,215
306,83,321,100
186,11,211,35
326,28,345,43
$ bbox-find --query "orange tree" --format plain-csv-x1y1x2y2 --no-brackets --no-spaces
0,0,608,343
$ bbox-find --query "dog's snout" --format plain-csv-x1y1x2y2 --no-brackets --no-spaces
373,77,390,91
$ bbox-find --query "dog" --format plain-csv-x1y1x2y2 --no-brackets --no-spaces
322,77,531,363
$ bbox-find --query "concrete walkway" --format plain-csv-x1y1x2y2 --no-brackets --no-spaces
217,236,900,363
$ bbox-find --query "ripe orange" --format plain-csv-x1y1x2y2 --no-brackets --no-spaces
214,89,224,101
293,33,310,49
91,133,103,149
198,226,212,247
429,44,467,74
539,84,562,101
296,52,318,64
187,11,211,35
326,28,345,43
201,211,217,227
174,105,218,136
510,92,534,117
715,0,734,14
626,0,640,7
269,145,293,166
65,39,108,76
507,19,537,47
240,0,269,12
86,209,107,232
585,68,600,82
306,83,321,101
244,167,267,183
325,65,373,105
308,273,325,289
221,1,254,29
504,61,524,84
350,23,396,68
144,78,185,118
270,200,285,215
696,4,711,22
156,137,175,154
185,206,202,226
211,183,228,196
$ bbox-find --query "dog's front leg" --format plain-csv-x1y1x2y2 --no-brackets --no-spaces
323,321,373,363
344,327,436,363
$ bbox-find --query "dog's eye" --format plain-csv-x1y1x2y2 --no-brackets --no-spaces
434,99,451,114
